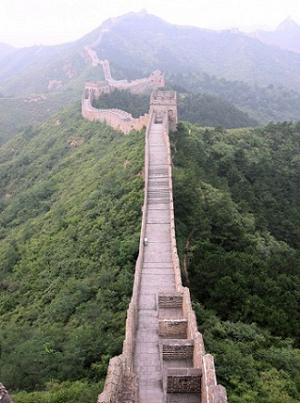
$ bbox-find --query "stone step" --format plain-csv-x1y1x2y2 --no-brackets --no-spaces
148,200,170,205
160,339,194,360
158,292,183,309
158,319,188,339
148,190,170,194
164,368,202,394
159,307,184,320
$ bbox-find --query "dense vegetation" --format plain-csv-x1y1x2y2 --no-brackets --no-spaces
92,89,149,118
170,72,300,124
93,89,256,128
171,122,300,402
177,92,257,128
1,93,300,403
0,105,144,401
1,12,300,401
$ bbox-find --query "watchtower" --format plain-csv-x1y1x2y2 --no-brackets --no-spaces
150,90,177,131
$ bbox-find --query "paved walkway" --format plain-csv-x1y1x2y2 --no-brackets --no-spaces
134,121,175,402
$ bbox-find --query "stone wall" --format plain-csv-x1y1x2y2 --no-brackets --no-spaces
165,368,202,394
163,115,227,403
150,90,178,131
98,114,153,403
159,319,188,339
82,98,149,134
0,384,12,403
161,339,194,360
95,85,226,402
84,46,165,95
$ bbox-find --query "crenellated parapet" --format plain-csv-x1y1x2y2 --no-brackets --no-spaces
82,96,149,134
82,54,164,132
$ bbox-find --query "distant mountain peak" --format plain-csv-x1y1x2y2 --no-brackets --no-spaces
276,17,300,32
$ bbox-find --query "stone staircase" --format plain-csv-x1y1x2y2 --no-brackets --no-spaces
98,91,227,403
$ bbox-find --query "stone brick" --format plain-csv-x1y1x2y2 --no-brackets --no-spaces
159,319,187,339
158,292,183,309
161,339,194,360
165,368,202,393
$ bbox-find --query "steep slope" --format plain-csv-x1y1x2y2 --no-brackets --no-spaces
171,122,300,402
5,12,300,94
253,17,300,54
95,12,300,90
169,72,300,124
0,104,144,402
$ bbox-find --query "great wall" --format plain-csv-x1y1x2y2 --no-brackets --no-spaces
81,52,227,403
82,46,164,134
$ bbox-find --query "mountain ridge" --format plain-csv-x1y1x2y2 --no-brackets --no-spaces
252,17,300,53
1,11,300,144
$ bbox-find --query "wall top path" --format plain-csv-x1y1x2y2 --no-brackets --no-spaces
81,48,226,402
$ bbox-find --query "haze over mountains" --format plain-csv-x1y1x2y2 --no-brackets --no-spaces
2,12,300,93
252,17,300,54
1,11,300,143
1,8,300,403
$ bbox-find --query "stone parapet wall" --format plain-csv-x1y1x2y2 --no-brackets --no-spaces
97,355,138,403
84,46,164,95
98,115,153,403
163,116,227,402
93,84,226,402
82,98,149,134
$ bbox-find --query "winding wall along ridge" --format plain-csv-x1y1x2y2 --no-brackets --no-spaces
94,90,226,403
81,46,226,401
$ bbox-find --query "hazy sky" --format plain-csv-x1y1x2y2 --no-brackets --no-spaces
1,0,300,47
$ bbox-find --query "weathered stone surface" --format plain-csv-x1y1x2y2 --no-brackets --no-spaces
159,319,188,339
82,99,150,134
91,79,227,402
161,339,194,360
165,368,202,393
0,384,12,403
158,292,183,309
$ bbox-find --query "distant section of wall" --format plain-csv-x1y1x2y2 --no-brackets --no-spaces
82,97,149,134
82,49,226,401
84,46,165,96
82,49,163,133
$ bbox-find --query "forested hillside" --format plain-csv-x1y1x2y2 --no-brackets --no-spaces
169,72,300,124
0,105,144,402
1,102,300,402
1,9,300,403
171,122,300,402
